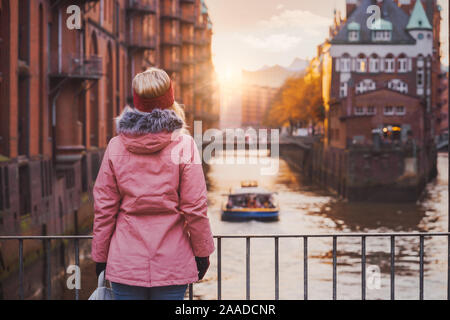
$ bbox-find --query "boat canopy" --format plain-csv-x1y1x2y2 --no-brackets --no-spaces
231,187,274,195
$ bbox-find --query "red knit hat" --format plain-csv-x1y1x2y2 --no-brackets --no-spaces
133,81,175,113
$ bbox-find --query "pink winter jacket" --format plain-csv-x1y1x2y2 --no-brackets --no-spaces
91,107,215,287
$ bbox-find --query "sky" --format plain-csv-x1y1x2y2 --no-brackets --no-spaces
206,0,449,82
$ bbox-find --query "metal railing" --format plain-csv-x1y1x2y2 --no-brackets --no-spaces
127,35,157,50
1,232,449,300
161,34,182,46
51,55,103,79
127,0,157,14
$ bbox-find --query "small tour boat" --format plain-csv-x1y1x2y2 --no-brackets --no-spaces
221,181,279,222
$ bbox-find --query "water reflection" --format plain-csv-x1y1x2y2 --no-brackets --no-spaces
195,150,448,300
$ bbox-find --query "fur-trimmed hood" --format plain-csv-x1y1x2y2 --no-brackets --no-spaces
115,107,184,154
116,106,184,135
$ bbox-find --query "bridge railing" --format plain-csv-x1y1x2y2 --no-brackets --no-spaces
0,232,449,300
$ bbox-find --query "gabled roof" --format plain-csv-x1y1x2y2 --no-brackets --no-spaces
406,0,433,30
331,0,415,45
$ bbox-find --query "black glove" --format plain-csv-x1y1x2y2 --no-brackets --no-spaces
96,262,107,278
195,257,210,281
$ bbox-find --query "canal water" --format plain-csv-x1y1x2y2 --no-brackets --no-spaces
23,150,447,300
191,150,449,300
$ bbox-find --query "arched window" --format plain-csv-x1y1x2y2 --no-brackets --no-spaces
356,79,376,94
89,32,99,147
339,53,351,72
356,54,367,73
384,53,395,73
369,54,379,73
397,53,408,73
387,79,408,94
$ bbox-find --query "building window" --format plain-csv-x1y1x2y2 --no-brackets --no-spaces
395,106,406,115
372,30,392,42
339,82,348,98
354,106,365,115
356,79,376,94
384,55,395,73
340,57,351,72
384,106,394,115
388,79,408,94
367,106,376,115
417,71,424,86
398,56,408,73
369,56,379,73
417,57,425,95
348,31,359,42
356,57,367,73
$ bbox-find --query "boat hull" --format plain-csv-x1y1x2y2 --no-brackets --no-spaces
221,209,279,222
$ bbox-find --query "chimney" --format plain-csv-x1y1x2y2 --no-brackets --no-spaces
397,0,415,15
346,0,359,18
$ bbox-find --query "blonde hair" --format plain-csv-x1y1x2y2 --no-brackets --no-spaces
132,67,187,127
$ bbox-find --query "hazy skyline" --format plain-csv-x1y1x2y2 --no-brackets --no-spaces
207,0,449,82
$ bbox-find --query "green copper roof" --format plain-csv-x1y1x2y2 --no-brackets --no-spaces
371,18,393,31
406,0,432,30
207,16,212,29
347,21,360,31
201,0,208,14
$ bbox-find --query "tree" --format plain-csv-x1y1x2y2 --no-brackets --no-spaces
264,64,324,134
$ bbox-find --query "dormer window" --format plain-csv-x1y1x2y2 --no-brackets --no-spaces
347,22,360,42
349,31,359,41
370,18,393,42
372,30,392,41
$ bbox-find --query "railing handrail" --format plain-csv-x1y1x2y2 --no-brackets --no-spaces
2,232,449,300
1,232,449,240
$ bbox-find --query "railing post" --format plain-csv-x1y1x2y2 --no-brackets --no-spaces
74,239,80,301
217,237,222,300
390,236,395,300
332,236,337,300
303,236,308,300
46,239,51,300
275,237,279,300
361,236,366,300
18,239,24,300
189,283,193,300
419,235,424,300
246,237,250,300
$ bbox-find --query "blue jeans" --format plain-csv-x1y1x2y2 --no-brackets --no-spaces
111,282,188,300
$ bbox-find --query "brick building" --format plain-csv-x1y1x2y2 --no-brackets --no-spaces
323,0,444,149
437,70,448,135
0,0,218,237
241,63,305,129
310,0,445,201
